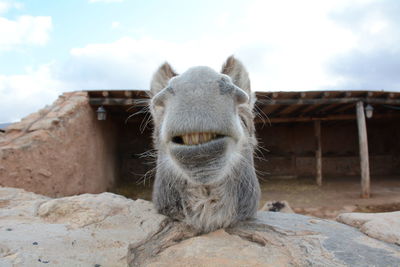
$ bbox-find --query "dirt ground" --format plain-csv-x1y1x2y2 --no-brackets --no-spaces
260,175,400,218
111,175,400,220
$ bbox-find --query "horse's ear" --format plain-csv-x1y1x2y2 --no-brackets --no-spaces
150,62,178,96
221,55,251,94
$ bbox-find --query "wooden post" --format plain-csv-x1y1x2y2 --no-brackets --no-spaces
356,101,370,198
314,120,322,186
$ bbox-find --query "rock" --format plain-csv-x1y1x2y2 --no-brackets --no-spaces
260,200,294,213
337,211,400,245
29,118,60,131
0,187,166,266
1,187,399,267
128,214,400,267
294,205,358,219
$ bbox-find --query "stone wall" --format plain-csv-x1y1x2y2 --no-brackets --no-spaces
0,92,119,197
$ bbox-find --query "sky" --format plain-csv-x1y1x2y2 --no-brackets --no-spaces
0,0,399,123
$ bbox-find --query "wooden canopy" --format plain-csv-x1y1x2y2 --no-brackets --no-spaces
87,89,400,198
88,90,400,124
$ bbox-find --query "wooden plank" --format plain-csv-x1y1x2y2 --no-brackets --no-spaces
334,103,355,114
296,104,323,116
314,103,341,114
314,120,322,186
253,113,400,124
125,91,133,97
260,97,400,105
286,105,310,117
356,101,370,198
89,98,135,106
303,104,332,117
260,103,282,116
268,105,291,117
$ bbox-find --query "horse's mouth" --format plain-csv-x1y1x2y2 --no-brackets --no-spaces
171,132,226,146
169,132,230,183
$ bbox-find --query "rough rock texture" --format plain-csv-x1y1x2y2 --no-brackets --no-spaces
128,213,400,266
337,211,400,245
0,187,166,266
0,92,118,197
1,187,399,267
295,205,358,219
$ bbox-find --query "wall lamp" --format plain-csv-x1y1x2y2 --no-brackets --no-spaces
365,104,374,119
97,106,107,121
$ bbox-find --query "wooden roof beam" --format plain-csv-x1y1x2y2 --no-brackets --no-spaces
334,103,356,114
89,98,135,106
260,97,400,105
296,104,323,116
286,105,313,117
311,103,341,115
254,113,400,124
267,105,290,117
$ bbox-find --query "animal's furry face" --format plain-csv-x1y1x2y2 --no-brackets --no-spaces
150,58,256,185
150,57,260,233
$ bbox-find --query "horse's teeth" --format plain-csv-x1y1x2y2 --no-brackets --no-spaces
188,134,193,145
180,132,218,145
204,133,210,142
192,133,199,144
199,133,204,143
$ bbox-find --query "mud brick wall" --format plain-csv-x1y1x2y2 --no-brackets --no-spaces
0,92,119,197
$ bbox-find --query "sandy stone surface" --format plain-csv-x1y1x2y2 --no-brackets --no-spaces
337,211,400,245
0,187,166,266
128,211,400,267
1,187,399,267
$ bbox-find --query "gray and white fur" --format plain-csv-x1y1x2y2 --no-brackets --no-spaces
150,56,261,233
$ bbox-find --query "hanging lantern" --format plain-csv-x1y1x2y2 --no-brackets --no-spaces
97,106,106,121
365,104,373,119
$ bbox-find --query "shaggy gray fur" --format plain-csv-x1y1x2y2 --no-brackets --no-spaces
150,56,261,233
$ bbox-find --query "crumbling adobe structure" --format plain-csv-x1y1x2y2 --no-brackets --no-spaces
0,92,118,197
1,89,400,198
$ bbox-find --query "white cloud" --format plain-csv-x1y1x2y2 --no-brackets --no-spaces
3,0,400,123
232,0,360,90
0,15,52,50
325,0,400,90
0,63,67,122
0,0,22,14
57,0,362,92
111,21,120,29
58,36,240,91
89,0,124,3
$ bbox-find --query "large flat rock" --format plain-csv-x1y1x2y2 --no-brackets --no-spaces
128,212,400,266
1,187,399,267
0,187,166,266
337,211,400,245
